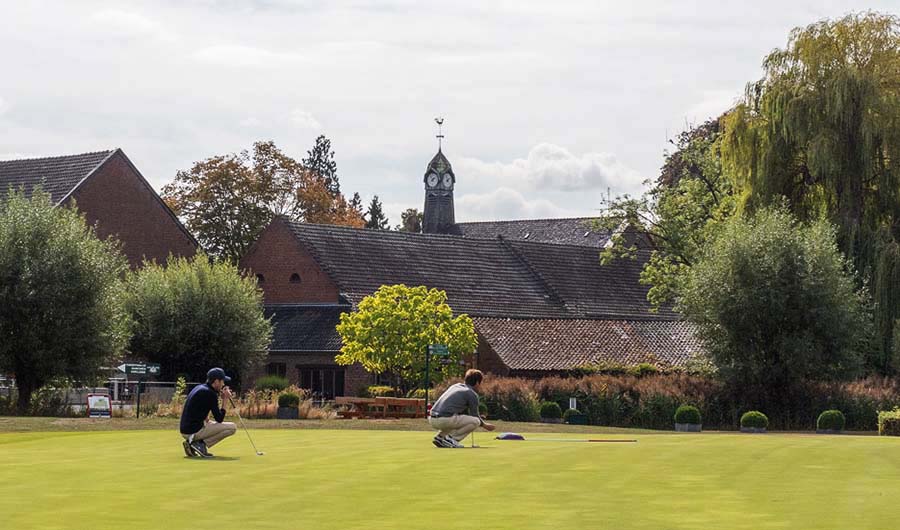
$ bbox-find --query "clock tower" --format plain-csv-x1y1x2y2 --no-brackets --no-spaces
423,118,456,234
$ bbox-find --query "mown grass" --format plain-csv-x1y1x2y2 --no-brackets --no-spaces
0,420,898,529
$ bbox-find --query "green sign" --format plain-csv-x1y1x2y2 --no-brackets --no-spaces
428,344,449,357
116,363,161,376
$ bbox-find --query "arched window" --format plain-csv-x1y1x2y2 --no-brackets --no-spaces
289,273,301,284
255,273,265,283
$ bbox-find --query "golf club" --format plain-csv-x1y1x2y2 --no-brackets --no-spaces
228,395,264,456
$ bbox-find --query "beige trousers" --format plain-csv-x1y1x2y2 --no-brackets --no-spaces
183,421,237,448
429,414,481,441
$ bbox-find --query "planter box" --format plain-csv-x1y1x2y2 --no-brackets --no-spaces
675,423,702,432
816,429,843,435
541,418,564,424
565,414,589,425
740,426,767,433
276,406,299,420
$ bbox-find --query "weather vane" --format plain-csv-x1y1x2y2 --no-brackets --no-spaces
435,117,444,151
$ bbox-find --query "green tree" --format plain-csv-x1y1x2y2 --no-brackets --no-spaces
0,190,130,413
335,285,477,390
163,140,363,262
397,208,423,233
679,206,871,410
721,12,900,370
124,253,272,385
302,135,340,197
599,118,736,307
365,195,390,230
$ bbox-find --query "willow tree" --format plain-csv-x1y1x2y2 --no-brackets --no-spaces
722,12,900,371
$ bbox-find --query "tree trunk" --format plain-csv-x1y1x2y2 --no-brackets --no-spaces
15,376,36,415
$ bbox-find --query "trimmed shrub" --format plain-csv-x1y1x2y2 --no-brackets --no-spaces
255,375,289,392
540,401,563,419
479,401,488,417
563,408,588,425
741,411,769,429
878,409,900,436
406,388,427,399
278,393,301,408
365,385,396,398
627,363,659,377
674,405,702,425
816,410,846,431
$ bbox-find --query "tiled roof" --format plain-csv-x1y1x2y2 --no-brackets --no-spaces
504,240,679,320
265,304,345,352
285,220,670,320
474,318,702,370
456,217,610,247
285,221,570,319
0,150,115,203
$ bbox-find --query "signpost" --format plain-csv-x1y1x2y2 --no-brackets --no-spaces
425,344,450,409
117,363,160,418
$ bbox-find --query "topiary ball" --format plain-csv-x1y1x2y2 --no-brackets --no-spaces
674,405,702,425
278,393,301,408
740,410,769,429
817,409,846,431
540,401,563,419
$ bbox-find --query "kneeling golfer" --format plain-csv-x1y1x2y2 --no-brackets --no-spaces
429,369,495,448
179,368,237,458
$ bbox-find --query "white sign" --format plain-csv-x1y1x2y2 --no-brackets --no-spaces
87,394,112,418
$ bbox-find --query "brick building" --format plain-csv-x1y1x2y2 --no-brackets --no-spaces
0,149,196,266
241,148,702,398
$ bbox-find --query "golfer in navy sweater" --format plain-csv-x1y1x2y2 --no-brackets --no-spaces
180,368,236,458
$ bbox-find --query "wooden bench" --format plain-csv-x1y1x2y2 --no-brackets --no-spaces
375,397,426,418
335,396,381,418
335,396,426,419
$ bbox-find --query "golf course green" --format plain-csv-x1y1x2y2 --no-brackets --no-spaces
1,424,898,529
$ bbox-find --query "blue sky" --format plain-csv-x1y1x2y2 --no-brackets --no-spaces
0,1,893,223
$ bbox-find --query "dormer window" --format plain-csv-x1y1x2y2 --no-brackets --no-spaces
289,273,301,284
255,273,265,283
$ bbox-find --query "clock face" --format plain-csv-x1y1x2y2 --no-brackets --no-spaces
442,173,453,189
427,173,439,187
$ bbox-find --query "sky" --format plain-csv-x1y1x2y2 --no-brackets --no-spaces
0,1,893,224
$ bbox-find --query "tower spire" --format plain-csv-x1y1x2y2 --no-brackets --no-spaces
434,117,444,151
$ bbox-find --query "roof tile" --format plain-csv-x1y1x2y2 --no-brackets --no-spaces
0,151,115,203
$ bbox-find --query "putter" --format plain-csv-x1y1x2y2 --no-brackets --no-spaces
228,395,264,456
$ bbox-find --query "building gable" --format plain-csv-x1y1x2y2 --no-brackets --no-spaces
68,150,197,266
241,217,341,304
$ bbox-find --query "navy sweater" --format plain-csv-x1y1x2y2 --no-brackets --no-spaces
179,384,225,435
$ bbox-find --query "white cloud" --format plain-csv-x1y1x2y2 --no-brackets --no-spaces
684,89,741,123
192,44,305,68
0,96,7,115
456,187,569,222
239,116,262,128
290,109,321,130
89,9,175,42
458,143,643,194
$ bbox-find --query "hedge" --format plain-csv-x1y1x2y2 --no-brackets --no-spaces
431,374,900,430
878,409,900,436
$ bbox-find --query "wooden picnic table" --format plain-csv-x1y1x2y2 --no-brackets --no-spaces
335,396,426,419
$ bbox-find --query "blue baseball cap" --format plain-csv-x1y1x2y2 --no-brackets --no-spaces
206,367,231,383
